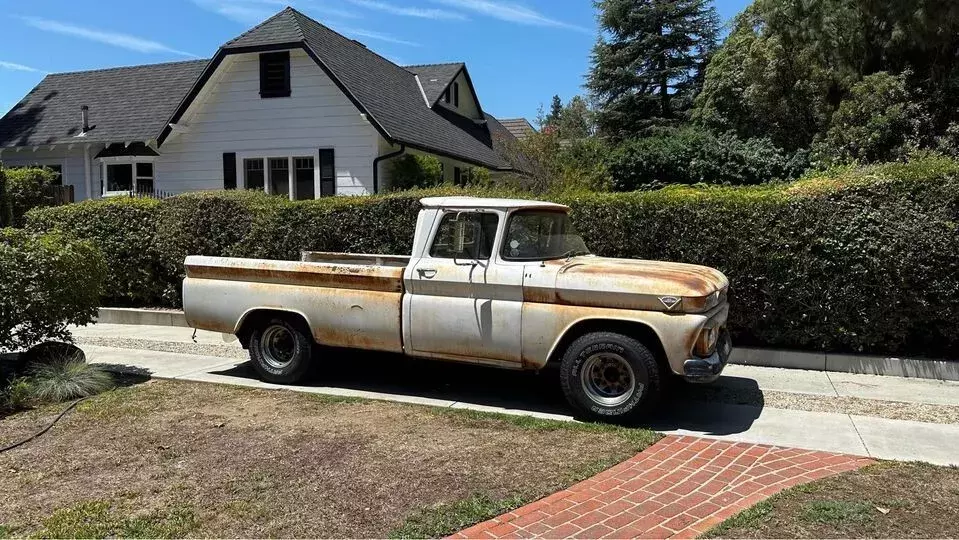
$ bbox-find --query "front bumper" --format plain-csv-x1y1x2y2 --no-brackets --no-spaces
682,331,732,383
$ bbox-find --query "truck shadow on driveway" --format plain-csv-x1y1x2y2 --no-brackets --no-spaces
210,350,763,434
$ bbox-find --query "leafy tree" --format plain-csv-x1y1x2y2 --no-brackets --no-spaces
694,0,959,151
555,96,595,140
589,0,720,139
812,72,929,166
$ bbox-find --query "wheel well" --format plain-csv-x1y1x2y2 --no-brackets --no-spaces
547,319,668,371
236,309,311,349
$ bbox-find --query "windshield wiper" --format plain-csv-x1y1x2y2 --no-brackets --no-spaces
563,249,590,261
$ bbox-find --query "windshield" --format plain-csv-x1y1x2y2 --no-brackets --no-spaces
501,210,591,261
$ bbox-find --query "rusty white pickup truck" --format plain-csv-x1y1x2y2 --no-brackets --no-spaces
183,197,731,421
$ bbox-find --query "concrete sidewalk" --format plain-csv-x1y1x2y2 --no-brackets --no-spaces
74,324,959,466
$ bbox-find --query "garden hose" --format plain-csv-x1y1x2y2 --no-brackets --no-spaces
0,396,90,454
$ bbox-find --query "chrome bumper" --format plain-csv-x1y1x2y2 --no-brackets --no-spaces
682,331,731,383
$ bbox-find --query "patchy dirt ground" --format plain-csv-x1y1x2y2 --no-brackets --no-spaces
706,461,959,539
0,380,655,538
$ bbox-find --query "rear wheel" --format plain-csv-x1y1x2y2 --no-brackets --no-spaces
249,317,313,384
559,332,661,422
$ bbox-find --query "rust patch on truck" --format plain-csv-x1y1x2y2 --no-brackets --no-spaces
185,258,404,292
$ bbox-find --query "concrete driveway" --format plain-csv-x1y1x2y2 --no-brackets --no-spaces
72,323,959,466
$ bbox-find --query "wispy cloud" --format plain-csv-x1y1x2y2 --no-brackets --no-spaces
336,27,421,47
193,0,360,24
430,0,590,33
347,0,467,20
18,16,198,57
0,60,45,73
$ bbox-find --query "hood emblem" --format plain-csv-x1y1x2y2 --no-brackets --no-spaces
659,296,681,310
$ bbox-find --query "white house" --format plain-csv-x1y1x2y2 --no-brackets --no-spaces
0,7,528,200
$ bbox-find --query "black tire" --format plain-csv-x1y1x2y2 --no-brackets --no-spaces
559,332,661,422
248,317,313,384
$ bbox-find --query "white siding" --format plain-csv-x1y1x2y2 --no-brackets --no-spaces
0,145,103,201
156,49,378,196
437,70,481,120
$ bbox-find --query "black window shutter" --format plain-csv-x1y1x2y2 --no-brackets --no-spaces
223,152,237,189
453,82,459,107
319,149,335,197
259,51,291,98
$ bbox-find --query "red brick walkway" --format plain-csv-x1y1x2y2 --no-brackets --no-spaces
451,435,874,539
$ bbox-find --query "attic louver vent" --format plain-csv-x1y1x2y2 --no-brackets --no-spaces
259,51,291,98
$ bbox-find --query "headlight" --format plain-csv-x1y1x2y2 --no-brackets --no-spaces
694,326,719,357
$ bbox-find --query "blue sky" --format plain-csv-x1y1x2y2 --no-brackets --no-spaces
0,0,750,123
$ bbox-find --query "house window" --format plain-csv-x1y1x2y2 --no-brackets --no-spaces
136,163,154,193
453,166,462,186
106,164,132,192
269,157,289,197
244,158,265,190
239,149,329,199
259,51,291,98
453,82,460,107
442,87,451,104
102,161,155,195
295,157,315,200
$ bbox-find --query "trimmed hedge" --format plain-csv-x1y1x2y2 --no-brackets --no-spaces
26,156,959,357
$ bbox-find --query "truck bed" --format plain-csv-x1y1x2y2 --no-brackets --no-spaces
183,255,406,352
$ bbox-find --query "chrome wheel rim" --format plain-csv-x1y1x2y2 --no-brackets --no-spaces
260,325,296,370
580,352,638,407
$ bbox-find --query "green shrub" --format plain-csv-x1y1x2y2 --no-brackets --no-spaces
0,229,106,352
27,197,165,306
4,166,59,227
22,156,959,357
388,154,445,191
0,167,10,227
1,377,35,411
606,127,807,190
28,356,114,403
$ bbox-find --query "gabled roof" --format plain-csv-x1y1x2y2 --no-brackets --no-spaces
499,118,537,141
0,7,517,171
164,7,512,170
0,59,208,148
404,63,464,103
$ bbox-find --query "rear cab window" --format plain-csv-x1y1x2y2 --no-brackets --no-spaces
430,212,500,259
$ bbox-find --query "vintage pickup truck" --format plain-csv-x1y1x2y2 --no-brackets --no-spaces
183,197,731,421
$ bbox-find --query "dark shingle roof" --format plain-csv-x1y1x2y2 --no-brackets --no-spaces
0,59,209,148
1,7,516,170
498,118,537,140
404,63,464,104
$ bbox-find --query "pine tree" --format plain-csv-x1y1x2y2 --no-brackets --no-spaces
588,0,720,138
542,95,564,131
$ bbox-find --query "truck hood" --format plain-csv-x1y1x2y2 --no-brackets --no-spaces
546,256,729,313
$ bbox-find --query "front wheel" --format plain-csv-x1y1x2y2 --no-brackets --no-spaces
559,332,661,422
249,318,313,384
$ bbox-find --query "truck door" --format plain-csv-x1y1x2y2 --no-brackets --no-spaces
406,211,524,363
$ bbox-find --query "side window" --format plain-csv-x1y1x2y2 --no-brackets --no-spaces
430,212,499,260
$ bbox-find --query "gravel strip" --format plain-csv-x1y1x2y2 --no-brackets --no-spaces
76,336,959,424
677,383,959,425
75,336,248,360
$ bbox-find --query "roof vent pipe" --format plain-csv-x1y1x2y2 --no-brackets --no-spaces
80,105,89,133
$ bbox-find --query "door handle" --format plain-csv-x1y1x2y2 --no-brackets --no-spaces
417,268,437,278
